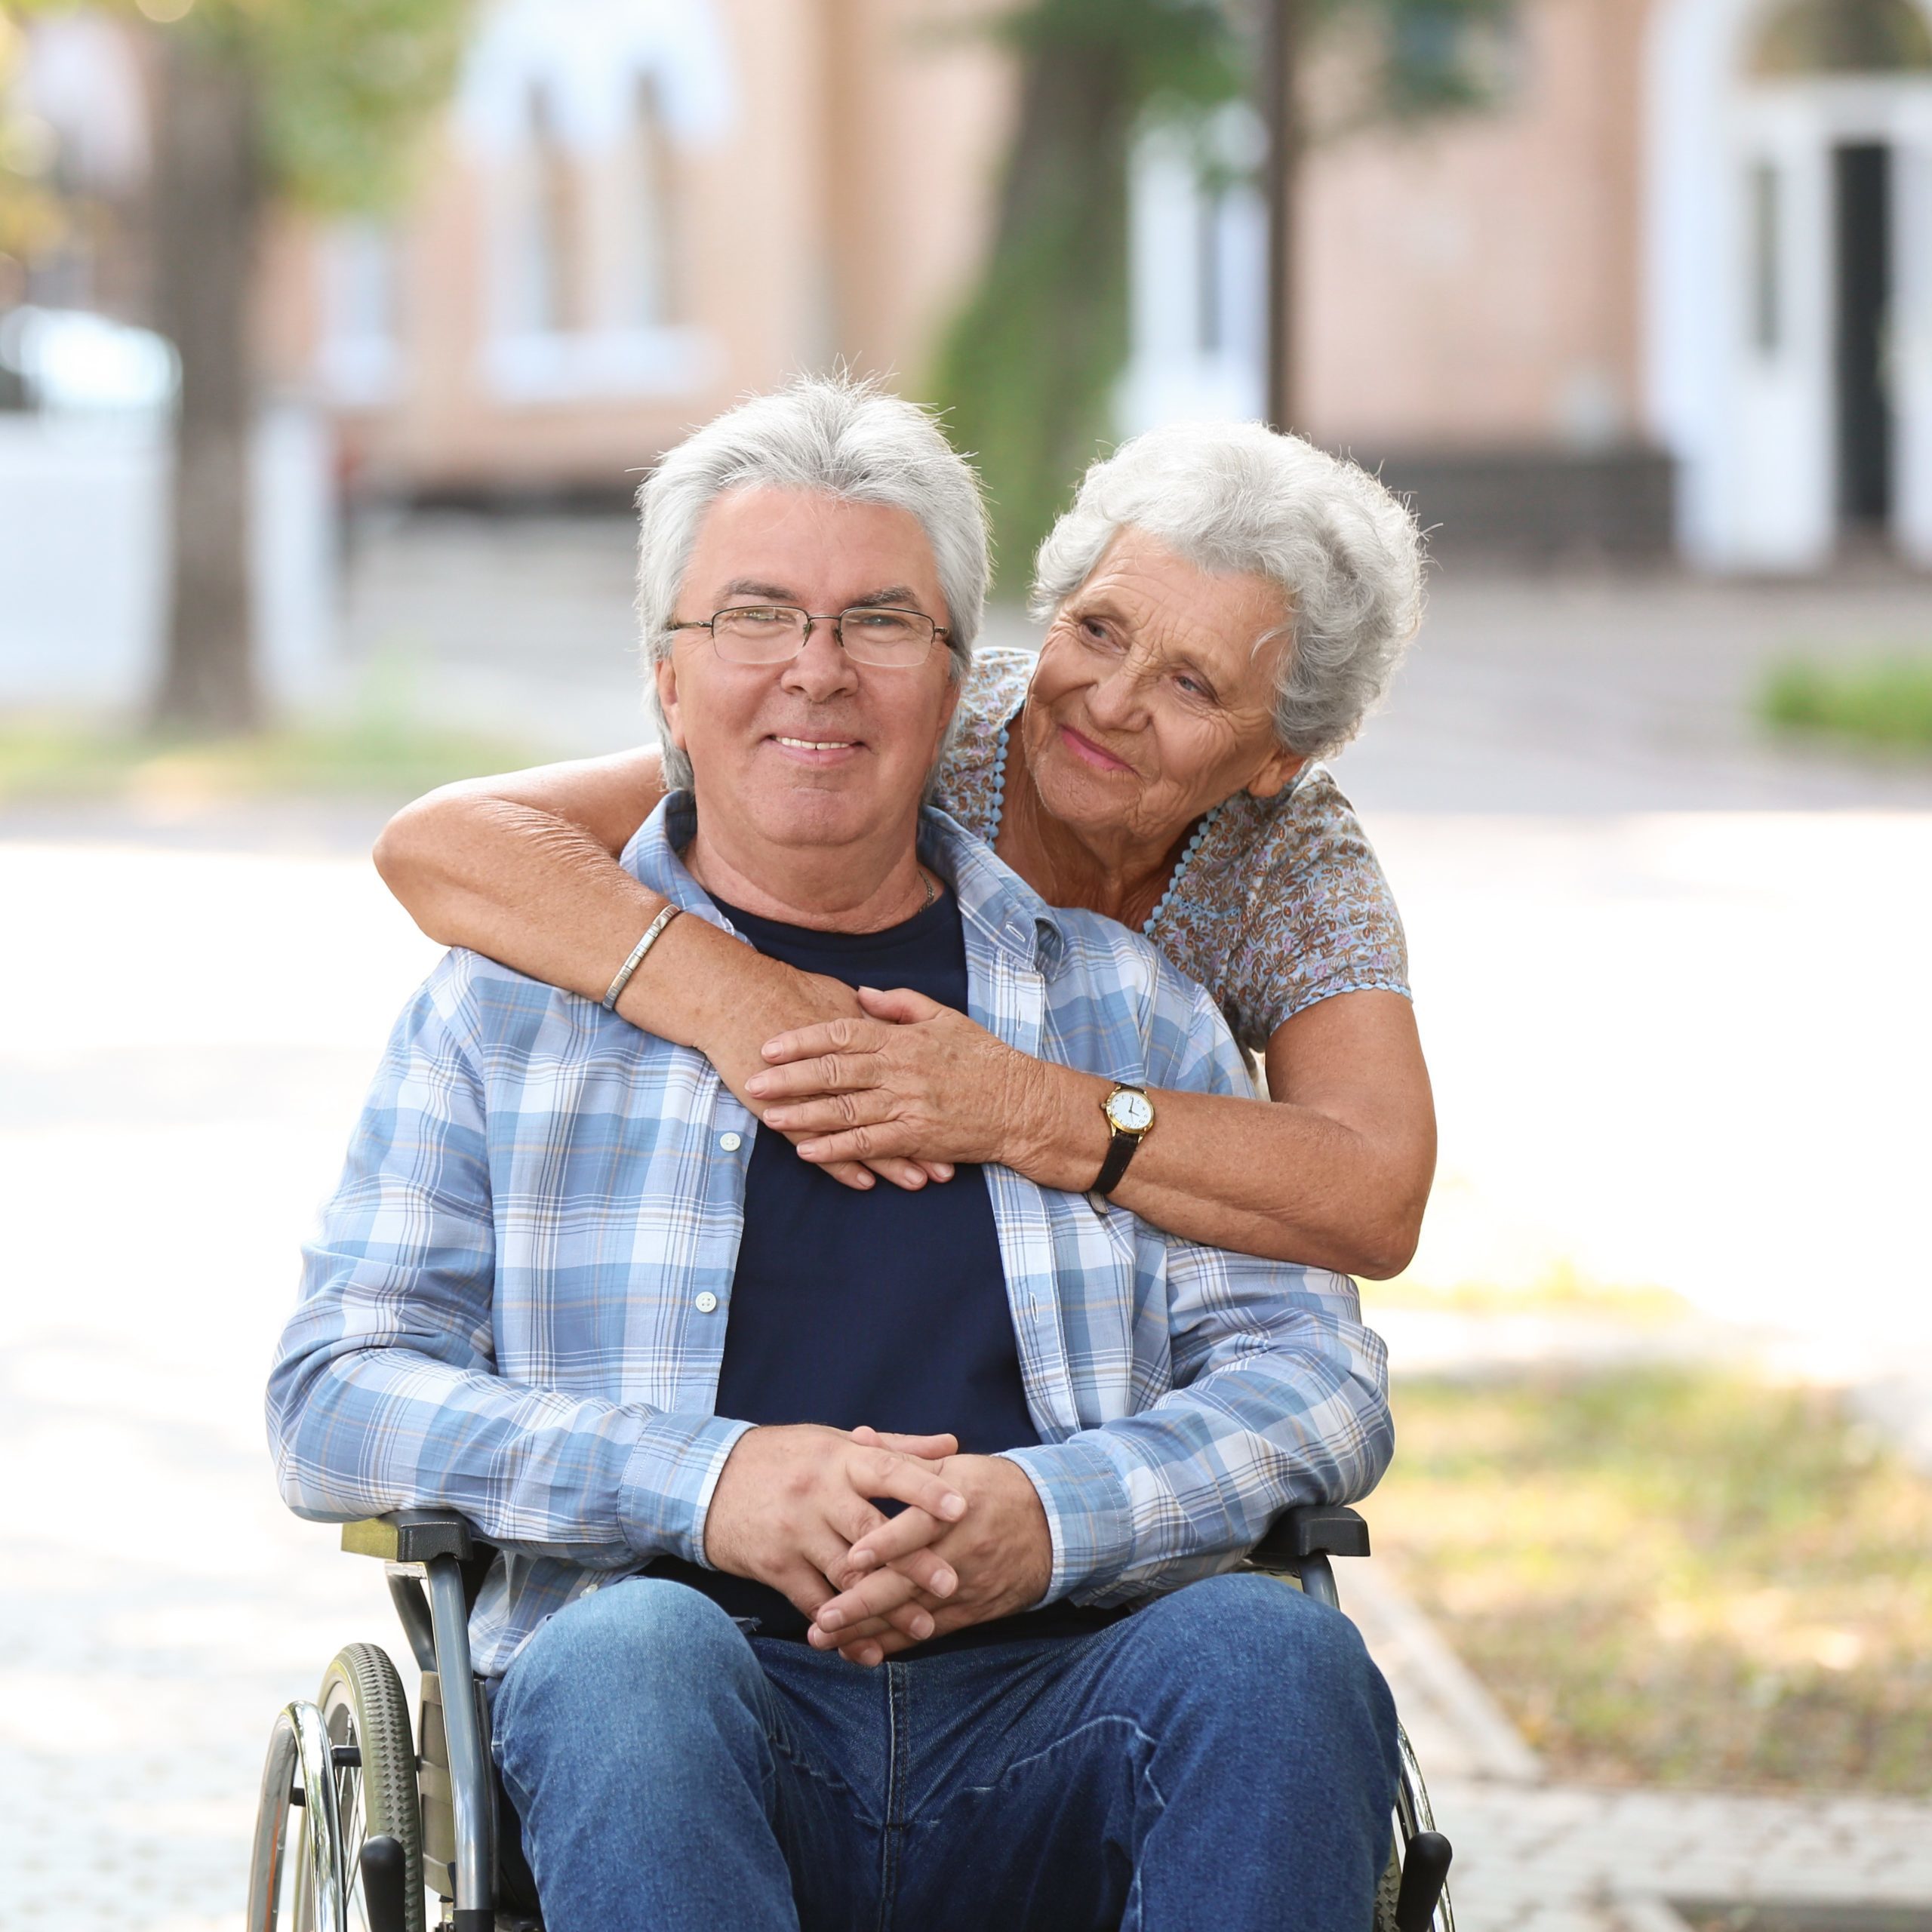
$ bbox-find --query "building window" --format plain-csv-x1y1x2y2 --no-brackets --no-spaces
1195,177,1227,357
632,73,678,328
457,0,734,405
1749,0,1932,77
1748,161,1782,355
518,81,585,335
1119,104,1266,433
319,220,401,402
1384,0,1524,114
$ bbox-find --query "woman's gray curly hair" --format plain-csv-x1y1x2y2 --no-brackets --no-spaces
636,374,989,789
1030,421,1424,761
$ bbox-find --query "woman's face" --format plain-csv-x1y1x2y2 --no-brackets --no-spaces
1022,528,1303,857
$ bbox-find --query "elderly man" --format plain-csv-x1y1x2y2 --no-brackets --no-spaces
269,378,1399,1932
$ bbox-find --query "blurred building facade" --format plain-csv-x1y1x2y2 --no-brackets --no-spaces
1133,0,1932,571
263,0,1014,505
8,0,1932,577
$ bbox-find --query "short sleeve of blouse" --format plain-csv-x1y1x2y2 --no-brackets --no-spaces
1203,768,1411,1048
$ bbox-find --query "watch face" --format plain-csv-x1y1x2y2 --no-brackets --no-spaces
1108,1088,1155,1134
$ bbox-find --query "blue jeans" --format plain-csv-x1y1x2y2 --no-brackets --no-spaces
491,1572,1399,1932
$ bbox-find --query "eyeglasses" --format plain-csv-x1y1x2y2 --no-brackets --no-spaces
667,605,947,669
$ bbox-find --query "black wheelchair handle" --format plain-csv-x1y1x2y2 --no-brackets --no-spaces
1247,1503,1371,1571
340,1508,482,1565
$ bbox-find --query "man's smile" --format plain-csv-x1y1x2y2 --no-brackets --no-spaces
768,732,863,761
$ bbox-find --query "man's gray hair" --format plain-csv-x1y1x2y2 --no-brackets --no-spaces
637,374,989,787
1030,421,1424,761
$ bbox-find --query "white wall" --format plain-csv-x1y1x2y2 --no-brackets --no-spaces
0,405,339,712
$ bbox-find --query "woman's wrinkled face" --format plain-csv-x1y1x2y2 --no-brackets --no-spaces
1022,528,1303,857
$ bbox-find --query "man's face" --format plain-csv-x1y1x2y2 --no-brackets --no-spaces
656,486,960,865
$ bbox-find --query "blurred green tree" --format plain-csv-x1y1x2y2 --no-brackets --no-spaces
0,10,64,288
0,0,471,731
928,0,1515,581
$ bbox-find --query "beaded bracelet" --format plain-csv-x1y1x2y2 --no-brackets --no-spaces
601,904,682,1011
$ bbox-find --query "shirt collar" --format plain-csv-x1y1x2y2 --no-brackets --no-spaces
920,805,1066,974
620,791,1066,973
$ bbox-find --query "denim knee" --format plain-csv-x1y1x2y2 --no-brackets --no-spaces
1134,1572,1393,1735
497,1578,763,1764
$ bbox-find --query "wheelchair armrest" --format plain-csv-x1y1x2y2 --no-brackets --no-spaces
340,1509,485,1565
1247,1503,1371,1573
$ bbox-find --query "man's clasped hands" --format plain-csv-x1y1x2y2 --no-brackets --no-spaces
703,1423,1054,1666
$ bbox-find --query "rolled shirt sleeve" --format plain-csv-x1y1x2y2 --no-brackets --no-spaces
266,958,749,1570
1000,951,1394,1605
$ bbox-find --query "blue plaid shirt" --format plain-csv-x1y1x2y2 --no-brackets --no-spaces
269,796,1392,1676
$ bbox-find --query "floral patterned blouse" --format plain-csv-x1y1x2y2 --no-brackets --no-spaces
931,646,1411,1054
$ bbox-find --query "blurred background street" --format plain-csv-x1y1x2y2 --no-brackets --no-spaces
5,0,1932,1927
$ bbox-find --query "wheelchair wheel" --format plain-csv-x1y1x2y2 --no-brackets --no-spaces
1384,1720,1454,1932
1373,1841,1403,1931
308,1644,426,1932
248,1644,426,1932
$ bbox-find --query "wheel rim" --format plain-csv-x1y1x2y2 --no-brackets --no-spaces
247,1702,345,1932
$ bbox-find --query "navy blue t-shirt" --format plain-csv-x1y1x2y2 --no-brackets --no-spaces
713,891,1037,1458
648,885,1121,1650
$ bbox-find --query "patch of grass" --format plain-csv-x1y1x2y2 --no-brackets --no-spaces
1363,1263,1690,1324
0,713,548,805
1374,1367,1932,1792
1759,654,1932,753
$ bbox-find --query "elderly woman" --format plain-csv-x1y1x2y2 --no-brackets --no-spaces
374,420,1432,1275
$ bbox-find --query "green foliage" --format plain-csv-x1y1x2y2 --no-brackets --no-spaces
0,0,471,218
246,0,472,214
927,0,1520,584
1377,1367,1932,1792
995,0,1244,109
0,6,63,265
928,0,1241,584
1364,0,1520,116
1752,0,1932,78
1760,653,1932,753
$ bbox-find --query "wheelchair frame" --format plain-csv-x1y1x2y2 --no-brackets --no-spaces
247,1504,1454,1932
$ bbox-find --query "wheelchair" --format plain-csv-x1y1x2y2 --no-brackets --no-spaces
246,1503,1455,1932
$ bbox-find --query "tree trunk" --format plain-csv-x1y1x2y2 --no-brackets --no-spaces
930,33,1135,573
1262,0,1304,434
149,26,264,734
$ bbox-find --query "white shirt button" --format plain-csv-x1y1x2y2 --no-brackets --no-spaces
694,1291,719,1314
718,1132,743,1152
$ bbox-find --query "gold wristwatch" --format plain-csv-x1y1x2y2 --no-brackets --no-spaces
1093,1082,1155,1197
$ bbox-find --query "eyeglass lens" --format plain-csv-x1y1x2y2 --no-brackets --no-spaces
709,605,936,667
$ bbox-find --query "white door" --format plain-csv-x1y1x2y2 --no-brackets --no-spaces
1725,91,1836,569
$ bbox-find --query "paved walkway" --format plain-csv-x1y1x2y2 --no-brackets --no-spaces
1326,1561,1932,1930
1438,1780,1932,1931
5,537,1930,1927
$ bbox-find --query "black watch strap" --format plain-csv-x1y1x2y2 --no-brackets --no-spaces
1093,1122,1143,1198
